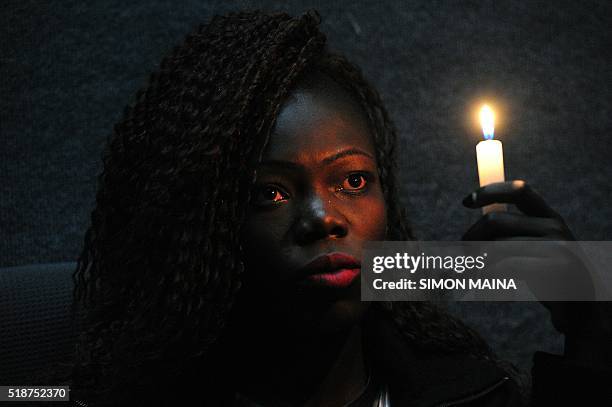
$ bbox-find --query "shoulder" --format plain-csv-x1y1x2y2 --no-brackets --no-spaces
363,305,526,406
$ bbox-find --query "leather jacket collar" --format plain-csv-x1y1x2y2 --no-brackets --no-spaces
363,306,517,407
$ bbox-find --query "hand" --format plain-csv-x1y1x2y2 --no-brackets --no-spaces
461,179,576,330
462,180,612,368
461,180,572,241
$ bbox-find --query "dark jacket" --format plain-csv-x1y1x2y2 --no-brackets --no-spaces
362,306,612,406
67,305,611,406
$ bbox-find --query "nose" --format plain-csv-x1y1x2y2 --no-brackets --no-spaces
294,194,348,245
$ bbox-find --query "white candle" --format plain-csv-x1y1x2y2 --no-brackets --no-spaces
476,105,506,214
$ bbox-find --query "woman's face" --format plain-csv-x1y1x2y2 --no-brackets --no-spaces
241,72,387,331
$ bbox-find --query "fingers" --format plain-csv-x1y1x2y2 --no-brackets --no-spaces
462,211,569,241
462,180,560,218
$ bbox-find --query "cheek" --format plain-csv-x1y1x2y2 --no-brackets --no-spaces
241,209,292,270
345,191,387,241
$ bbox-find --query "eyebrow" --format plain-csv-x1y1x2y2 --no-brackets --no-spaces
321,148,375,165
259,148,375,169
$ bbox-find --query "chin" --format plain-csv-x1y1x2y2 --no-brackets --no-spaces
317,299,370,333
286,285,368,334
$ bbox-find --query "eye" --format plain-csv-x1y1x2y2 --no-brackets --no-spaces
341,173,368,192
252,184,289,206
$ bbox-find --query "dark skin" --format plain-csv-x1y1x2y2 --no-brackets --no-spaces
462,180,612,369
229,73,609,406
234,72,385,406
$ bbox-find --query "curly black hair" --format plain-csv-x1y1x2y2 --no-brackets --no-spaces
70,10,522,405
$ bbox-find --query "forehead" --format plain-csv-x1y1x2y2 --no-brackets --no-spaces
263,73,375,161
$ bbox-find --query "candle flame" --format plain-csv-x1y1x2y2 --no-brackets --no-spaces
480,105,495,140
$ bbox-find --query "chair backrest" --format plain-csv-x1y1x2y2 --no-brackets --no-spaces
0,262,78,384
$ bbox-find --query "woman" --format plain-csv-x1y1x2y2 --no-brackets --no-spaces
71,10,609,406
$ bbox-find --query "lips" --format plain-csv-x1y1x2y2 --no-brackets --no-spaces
298,252,361,288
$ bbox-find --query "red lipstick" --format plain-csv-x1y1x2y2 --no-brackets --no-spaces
299,252,361,288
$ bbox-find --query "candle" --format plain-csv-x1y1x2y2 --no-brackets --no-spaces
476,105,506,214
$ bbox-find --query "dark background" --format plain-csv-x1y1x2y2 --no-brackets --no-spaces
1,0,611,374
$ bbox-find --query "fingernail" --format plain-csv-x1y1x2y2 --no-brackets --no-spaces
462,192,477,207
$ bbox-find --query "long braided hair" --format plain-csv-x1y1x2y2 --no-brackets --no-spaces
71,10,517,405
